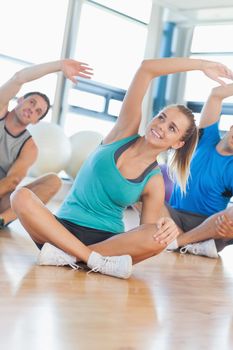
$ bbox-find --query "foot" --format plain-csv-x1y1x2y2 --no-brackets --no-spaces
166,239,178,251
37,243,79,269
87,251,132,279
180,239,219,259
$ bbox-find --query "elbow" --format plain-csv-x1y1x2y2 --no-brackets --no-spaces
210,85,225,100
138,60,154,80
211,86,220,96
140,59,150,72
11,71,24,86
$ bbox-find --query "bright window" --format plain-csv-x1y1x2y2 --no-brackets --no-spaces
64,113,114,137
185,54,233,102
92,0,152,23
191,25,233,53
0,0,68,120
68,90,105,112
74,3,148,89
185,24,233,132
0,0,68,63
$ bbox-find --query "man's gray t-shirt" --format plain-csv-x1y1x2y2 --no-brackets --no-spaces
0,114,31,179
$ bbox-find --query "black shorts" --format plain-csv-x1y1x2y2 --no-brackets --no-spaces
165,203,208,232
35,216,116,250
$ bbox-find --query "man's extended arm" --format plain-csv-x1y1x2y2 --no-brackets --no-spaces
0,59,93,111
199,83,233,128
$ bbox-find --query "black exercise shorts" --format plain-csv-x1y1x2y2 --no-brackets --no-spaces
35,216,116,250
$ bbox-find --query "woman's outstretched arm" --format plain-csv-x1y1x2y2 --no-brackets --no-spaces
104,57,233,144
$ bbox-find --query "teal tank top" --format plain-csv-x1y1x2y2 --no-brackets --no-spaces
57,135,161,233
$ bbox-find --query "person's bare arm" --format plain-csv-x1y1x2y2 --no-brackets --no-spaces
0,138,38,197
0,59,93,111
104,57,233,144
140,174,165,224
140,174,180,245
199,83,233,128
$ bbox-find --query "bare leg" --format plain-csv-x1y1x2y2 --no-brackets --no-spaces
11,188,170,264
10,187,92,262
89,226,166,264
0,173,61,225
171,207,233,248
153,203,233,251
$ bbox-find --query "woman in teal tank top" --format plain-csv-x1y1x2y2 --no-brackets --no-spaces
11,57,232,279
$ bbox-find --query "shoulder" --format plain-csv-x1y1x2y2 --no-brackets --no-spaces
198,122,220,146
142,171,165,197
19,137,38,160
199,122,220,138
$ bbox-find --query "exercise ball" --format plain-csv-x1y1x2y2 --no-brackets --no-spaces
66,130,103,179
28,122,71,176
159,163,174,202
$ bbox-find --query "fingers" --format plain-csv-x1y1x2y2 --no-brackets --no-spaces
157,228,178,245
215,215,233,237
223,65,233,79
80,64,94,73
216,62,233,79
78,62,90,66
153,218,179,245
214,78,226,86
77,72,93,79
215,215,227,236
203,62,233,85
69,65,94,84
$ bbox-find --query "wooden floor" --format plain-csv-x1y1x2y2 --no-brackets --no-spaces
1,205,233,350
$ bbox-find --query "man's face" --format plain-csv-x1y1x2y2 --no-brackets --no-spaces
15,94,48,125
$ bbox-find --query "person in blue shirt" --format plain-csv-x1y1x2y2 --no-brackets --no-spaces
11,57,233,278
165,83,233,258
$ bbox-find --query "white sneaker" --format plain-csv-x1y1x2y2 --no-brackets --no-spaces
87,251,132,279
180,239,219,259
166,239,178,251
38,243,80,269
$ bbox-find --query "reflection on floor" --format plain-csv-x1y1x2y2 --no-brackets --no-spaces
1,199,233,350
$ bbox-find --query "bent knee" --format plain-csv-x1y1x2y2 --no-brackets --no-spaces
140,224,166,255
10,187,33,212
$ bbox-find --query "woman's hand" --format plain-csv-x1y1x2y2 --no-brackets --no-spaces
202,60,233,85
215,214,233,238
153,217,180,246
61,59,93,83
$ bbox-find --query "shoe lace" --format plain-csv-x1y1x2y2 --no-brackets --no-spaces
87,256,112,274
54,250,80,270
180,244,198,255
68,262,80,270
180,245,189,254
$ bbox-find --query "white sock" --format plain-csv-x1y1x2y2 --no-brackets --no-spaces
166,239,178,251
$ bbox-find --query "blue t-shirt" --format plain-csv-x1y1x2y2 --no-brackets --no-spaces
170,122,233,216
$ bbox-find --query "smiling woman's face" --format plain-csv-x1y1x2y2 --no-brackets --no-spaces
145,106,191,151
